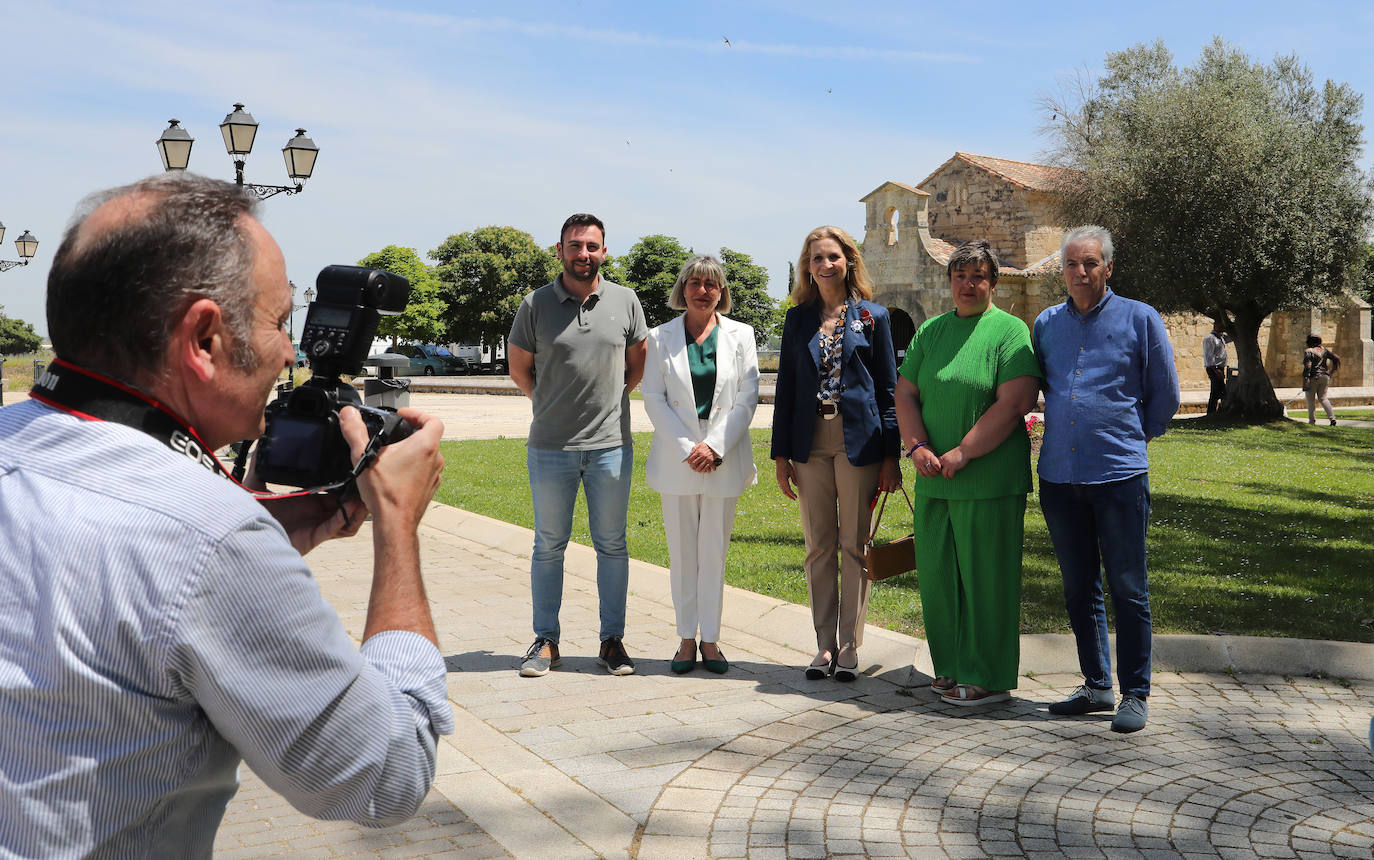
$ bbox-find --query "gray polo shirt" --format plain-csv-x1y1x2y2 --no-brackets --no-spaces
508,276,647,450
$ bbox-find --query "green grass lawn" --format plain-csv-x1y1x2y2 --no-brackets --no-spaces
3,351,53,393
437,418,1374,643
1286,408,1374,421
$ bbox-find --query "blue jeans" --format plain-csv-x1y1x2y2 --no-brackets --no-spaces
1039,473,1153,699
527,444,633,643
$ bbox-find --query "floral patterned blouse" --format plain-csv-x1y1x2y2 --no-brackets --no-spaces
816,302,847,404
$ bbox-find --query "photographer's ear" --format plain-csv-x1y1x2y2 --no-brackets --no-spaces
173,298,230,383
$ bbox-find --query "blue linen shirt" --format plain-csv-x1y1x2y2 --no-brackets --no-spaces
0,400,454,858
1033,287,1180,484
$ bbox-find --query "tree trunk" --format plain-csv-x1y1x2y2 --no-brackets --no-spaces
1219,305,1283,421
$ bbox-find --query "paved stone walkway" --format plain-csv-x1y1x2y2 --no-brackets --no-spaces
215,504,1374,859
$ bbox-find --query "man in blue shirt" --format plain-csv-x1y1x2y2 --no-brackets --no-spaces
1033,225,1180,734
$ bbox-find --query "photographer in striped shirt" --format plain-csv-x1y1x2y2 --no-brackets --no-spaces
0,174,453,857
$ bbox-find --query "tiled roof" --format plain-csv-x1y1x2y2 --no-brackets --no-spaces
922,235,957,263
916,152,1079,193
918,239,1060,279
1015,249,1063,277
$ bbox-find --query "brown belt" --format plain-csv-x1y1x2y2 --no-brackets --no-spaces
816,401,838,417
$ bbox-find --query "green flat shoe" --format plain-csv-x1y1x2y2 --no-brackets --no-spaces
670,643,696,674
701,646,728,675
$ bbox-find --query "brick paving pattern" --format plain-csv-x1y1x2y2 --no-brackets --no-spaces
214,503,1374,858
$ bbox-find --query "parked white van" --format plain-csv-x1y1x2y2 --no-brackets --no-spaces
450,339,506,374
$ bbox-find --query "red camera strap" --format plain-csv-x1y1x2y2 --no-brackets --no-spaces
29,359,316,500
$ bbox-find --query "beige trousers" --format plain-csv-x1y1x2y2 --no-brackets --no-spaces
1306,375,1334,422
793,415,880,654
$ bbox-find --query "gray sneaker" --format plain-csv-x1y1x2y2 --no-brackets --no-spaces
1048,684,1115,715
1112,696,1148,733
519,637,561,677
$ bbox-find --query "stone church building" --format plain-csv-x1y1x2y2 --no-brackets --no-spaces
859,152,1372,389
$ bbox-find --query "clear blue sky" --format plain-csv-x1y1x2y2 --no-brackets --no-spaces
3,0,1371,336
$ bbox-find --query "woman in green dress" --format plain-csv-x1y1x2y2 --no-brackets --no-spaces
894,240,1041,706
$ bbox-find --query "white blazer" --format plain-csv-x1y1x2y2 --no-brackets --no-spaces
643,314,760,498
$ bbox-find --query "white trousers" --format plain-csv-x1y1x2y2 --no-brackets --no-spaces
661,493,739,642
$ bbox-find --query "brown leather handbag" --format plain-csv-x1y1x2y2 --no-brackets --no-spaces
863,486,917,582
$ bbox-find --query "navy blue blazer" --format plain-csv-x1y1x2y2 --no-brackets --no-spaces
769,299,900,466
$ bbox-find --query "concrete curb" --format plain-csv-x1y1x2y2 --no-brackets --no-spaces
420,502,1374,684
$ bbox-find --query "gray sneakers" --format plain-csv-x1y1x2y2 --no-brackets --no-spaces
1048,684,1115,715
1112,696,1149,733
519,637,561,677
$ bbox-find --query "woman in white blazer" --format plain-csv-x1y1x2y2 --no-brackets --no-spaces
643,255,760,675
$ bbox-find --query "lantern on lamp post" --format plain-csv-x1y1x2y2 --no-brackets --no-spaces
0,222,39,273
156,103,319,200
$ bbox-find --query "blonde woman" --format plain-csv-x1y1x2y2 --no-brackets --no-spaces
771,226,901,682
642,256,759,674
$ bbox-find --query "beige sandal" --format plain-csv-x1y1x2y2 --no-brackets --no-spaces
941,684,1010,707
930,676,956,694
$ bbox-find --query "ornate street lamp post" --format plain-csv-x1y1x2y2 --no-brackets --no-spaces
281,281,317,393
288,280,317,341
0,221,39,403
156,104,319,200
0,222,39,273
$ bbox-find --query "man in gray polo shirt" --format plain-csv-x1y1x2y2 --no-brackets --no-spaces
508,213,648,677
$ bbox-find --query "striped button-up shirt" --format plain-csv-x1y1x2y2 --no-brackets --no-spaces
0,400,454,858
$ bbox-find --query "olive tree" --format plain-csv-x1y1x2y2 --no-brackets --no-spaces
1042,38,1373,419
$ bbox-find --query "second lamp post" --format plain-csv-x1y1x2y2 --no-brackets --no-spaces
156,104,318,200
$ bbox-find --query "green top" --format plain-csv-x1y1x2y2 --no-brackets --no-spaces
898,305,1042,500
686,326,719,419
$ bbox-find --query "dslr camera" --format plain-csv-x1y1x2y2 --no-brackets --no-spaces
255,264,411,489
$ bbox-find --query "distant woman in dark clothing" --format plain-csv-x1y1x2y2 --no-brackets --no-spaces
1302,334,1342,426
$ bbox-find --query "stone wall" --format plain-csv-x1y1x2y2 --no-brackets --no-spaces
1263,297,1373,388
863,186,949,329
859,161,1372,389
921,162,1043,269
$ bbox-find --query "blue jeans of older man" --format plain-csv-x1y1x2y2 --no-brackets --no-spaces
527,444,633,643
1039,473,1153,700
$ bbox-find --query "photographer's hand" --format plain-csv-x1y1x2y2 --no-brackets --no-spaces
248,441,368,555
340,405,445,647
258,492,367,556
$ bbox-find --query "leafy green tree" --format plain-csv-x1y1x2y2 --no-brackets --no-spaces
356,245,447,346
0,308,41,355
431,227,559,349
618,234,689,328
599,251,625,288
720,247,778,347
1355,240,1374,306
1042,38,1373,419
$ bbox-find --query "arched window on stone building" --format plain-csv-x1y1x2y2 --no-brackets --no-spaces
885,206,900,246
